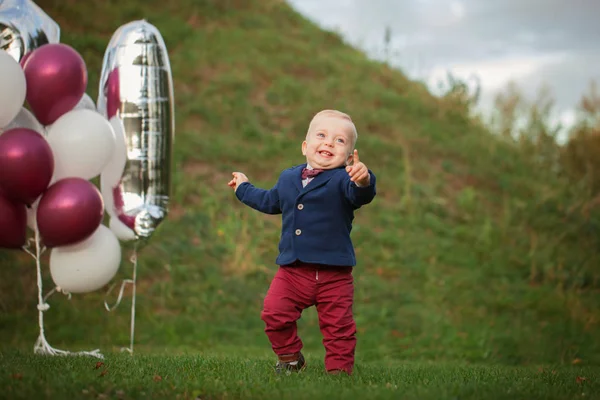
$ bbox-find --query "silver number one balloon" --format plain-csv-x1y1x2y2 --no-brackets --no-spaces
98,20,175,241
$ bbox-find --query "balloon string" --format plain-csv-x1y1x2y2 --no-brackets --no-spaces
34,227,48,329
22,229,103,359
43,287,72,303
104,279,134,311
104,244,138,354
128,244,138,353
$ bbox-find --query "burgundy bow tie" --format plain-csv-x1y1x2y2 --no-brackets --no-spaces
301,168,324,179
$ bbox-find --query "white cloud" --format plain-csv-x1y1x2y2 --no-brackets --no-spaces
426,52,569,94
450,1,466,19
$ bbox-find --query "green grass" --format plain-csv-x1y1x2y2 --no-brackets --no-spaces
2,0,600,398
2,351,598,400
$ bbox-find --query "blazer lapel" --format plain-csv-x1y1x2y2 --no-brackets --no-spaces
293,164,306,193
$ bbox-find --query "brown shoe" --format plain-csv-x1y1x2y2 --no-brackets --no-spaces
327,369,348,375
275,352,306,375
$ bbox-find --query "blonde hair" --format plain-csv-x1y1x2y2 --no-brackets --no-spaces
306,109,358,151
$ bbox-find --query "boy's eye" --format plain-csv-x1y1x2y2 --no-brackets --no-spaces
317,133,325,137
336,138,345,143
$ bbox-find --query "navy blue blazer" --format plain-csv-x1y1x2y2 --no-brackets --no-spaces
235,164,376,267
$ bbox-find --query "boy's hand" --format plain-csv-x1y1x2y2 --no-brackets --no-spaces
345,150,370,187
228,172,249,191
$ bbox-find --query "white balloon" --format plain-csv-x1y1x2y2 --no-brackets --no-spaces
101,116,127,186
43,95,96,140
49,224,122,294
26,197,41,230
0,51,27,128
109,216,137,241
100,173,117,217
2,107,45,135
74,93,97,112
46,109,117,181
100,116,128,218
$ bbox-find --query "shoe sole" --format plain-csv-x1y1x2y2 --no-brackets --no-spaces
275,361,307,375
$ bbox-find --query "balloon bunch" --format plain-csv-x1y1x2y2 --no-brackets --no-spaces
0,1,174,357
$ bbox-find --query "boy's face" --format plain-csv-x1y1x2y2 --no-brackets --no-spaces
302,115,355,169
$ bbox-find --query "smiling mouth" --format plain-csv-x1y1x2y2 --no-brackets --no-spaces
319,150,333,157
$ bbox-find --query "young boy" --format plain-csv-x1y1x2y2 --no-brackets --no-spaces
228,110,376,375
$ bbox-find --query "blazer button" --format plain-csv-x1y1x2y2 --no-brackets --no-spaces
295,229,302,235
297,204,304,210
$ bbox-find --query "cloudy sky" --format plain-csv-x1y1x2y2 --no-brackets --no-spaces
287,0,600,128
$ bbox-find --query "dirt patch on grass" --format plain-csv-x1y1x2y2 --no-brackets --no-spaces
167,202,186,221
181,114,206,135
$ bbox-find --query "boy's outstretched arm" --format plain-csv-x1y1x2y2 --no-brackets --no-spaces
228,172,281,215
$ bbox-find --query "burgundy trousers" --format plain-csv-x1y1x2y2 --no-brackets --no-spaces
260,262,356,374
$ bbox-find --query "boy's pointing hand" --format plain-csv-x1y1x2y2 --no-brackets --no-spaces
345,150,370,187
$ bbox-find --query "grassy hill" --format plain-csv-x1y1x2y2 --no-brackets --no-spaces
1,0,599,373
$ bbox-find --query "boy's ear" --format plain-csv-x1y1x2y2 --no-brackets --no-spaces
345,152,354,166
301,140,307,156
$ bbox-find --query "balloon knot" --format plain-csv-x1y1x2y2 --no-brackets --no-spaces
37,303,50,311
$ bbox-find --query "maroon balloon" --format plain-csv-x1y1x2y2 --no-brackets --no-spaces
20,52,32,68
23,43,88,125
36,178,104,248
0,189,27,249
0,128,54,206
105,68,121,119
